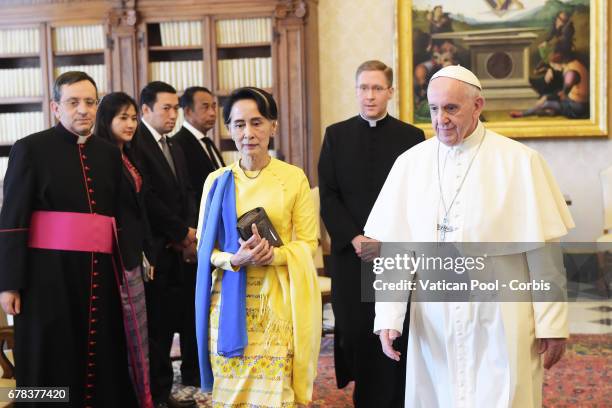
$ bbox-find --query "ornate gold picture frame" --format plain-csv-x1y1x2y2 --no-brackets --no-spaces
397,0,609,138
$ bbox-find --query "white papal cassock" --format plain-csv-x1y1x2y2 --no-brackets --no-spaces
366,121,574,408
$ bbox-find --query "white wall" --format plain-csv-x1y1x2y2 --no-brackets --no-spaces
318,0,611,242
523,138,612,242
318,0,397,131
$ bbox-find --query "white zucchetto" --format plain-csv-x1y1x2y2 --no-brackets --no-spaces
430,65,482,90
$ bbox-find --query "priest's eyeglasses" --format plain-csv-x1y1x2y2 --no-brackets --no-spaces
60,98,99,109
356,85,389,94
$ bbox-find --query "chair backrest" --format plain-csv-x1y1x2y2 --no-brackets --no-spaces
0,308,6,328
310,187,324,269
601,166,612,232
0,307,14,381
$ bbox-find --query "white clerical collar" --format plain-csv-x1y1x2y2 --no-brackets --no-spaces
142,118,165,143
460,121,485,151
76,134,91,144
439,121,484,154
183,120,208,141
63,124,91,144
359,112,388,127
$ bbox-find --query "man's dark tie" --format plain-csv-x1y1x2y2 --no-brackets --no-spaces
201,137,226,169
159,135,177,176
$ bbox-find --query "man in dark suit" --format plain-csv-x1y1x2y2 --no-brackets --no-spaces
173,86,225,206
318,60,425,408
135,81,198,408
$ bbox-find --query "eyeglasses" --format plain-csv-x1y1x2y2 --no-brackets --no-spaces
60,98,99,109
356,85,390,95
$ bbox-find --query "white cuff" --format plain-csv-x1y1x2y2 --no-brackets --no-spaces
373,301,407,335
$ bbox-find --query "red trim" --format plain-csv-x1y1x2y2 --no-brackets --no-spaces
122,154,143,193
78,143,97,401
0,228,28,233
77,145,93,214
84,252,96,401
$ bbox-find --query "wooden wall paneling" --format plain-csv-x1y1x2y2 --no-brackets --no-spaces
275,3,311,178
38,22,51,128
209,15,222,146
44,22,55,125
202,16,213,92
112,29,139,97
0,1,111,25
108,5,139,97
275,20,291,164
0,0,321,177
136,1,276,19
270,16,281,159
271,16,280,115
103,22,112,95
303,0,320,183
136,21,149,98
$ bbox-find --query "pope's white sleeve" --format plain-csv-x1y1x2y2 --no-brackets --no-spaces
368,153,412,335
527,240,569,339
364,153,410,241
373,301,408,335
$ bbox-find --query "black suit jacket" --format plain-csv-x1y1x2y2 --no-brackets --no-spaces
134,124,197,258
117,150,154,269
171,126,219,206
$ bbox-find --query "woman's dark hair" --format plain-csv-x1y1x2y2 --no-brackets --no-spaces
222,87,278,124
95,92,139,158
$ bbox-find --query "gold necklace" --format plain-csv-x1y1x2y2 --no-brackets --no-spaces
239,157,271,179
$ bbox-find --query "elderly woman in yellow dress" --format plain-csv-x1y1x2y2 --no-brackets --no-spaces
195,87,321,407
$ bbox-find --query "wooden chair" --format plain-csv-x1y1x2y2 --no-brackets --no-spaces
310,187,333,335
0,327,14,380
0,308,15,408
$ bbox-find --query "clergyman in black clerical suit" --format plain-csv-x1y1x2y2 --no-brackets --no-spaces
318,60,425,408
0,71,138,406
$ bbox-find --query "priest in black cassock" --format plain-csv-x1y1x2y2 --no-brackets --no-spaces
173,86,225,206
0,72,140,406
318,60,425,407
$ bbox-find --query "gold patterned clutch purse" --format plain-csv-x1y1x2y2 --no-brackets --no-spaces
236,207,283,247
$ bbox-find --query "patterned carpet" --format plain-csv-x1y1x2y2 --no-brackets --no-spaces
172,334,610,407
542,334,611,407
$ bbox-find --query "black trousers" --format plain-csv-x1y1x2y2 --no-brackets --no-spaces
330,252,410,408
178,263,200,386
145,249,199,403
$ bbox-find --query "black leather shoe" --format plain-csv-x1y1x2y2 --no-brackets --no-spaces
167,395,197,408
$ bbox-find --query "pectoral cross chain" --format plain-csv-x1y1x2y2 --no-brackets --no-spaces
437,217,456,242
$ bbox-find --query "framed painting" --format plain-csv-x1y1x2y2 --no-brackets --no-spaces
397,0,609,137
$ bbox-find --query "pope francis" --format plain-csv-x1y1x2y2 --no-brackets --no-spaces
366,65,574,407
